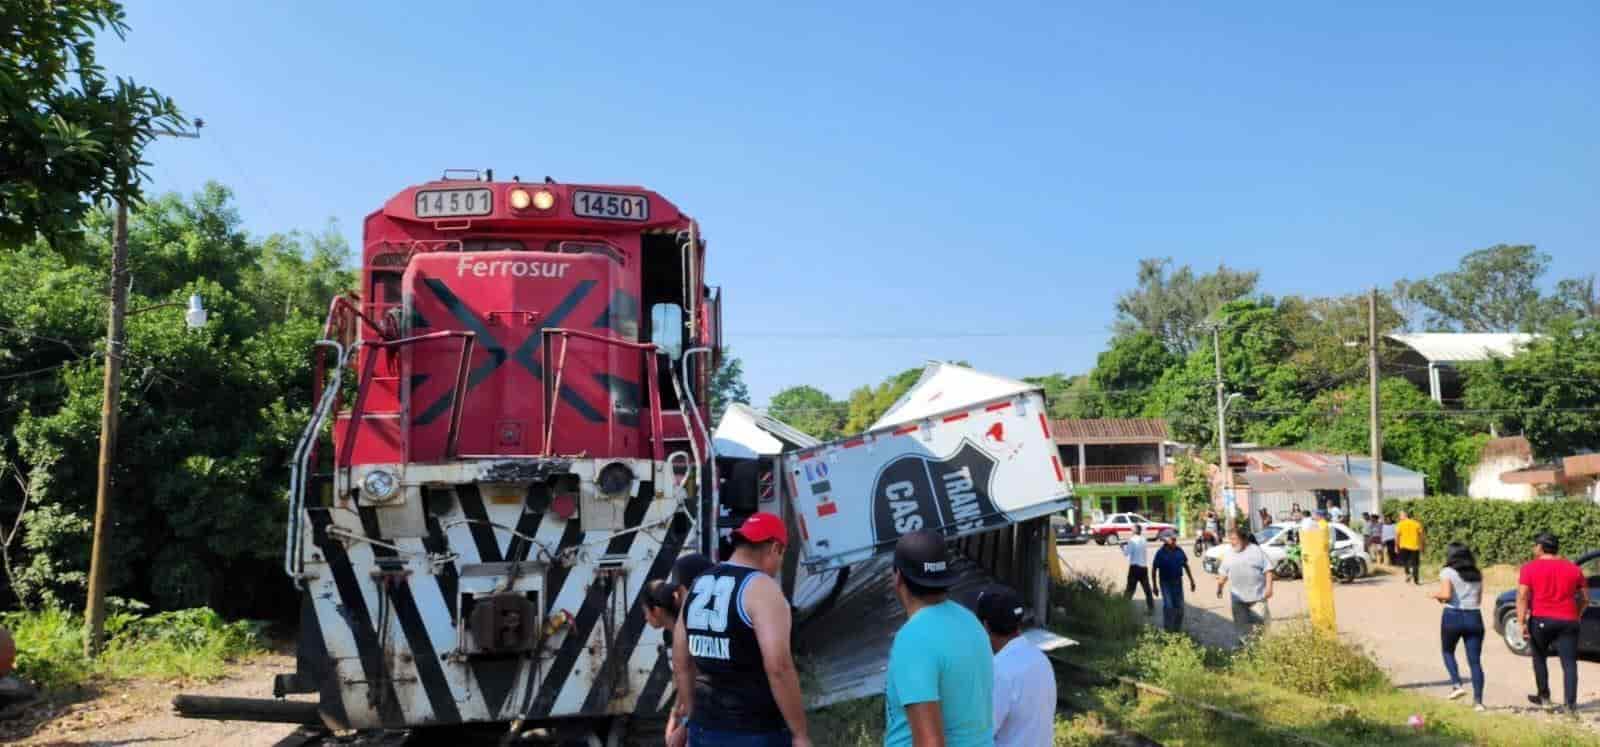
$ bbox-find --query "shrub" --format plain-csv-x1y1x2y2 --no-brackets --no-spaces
0,605,263,691
1382,496,1600,566
1050,574,1140,646
1125,630,1210,689
1232,624,1388,697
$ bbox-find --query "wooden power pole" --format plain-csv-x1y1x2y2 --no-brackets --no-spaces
1368,287,1384,516
84,122,201,657
84,201,128,657
1212,325,1232,528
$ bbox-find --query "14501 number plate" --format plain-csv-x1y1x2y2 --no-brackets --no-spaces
415,188,493,218
573,190,648,221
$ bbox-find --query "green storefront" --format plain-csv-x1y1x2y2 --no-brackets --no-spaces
1074,483,1184,533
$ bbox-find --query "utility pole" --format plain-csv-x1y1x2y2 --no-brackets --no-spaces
85,122,201,657
1212,325,1232,529
1368,287,1384,519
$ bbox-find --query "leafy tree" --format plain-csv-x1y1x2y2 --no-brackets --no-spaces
767,385,845,441
709,350,751,418
1280,379,1476,493
1174,458,1213,527
1462,318,1600,459
0,183,352,613
1403,244,1564,332
1553,274,1598,320
1147,300,1302,448
1112,258,1260,355
1021,373,1083,420
844,367,922,434
1,0,184,245
1085,332,1176,418
1275,292,1402,394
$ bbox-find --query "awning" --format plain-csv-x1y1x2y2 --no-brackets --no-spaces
1241,471,1359,492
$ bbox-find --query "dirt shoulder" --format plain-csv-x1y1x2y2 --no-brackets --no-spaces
1059,543,1600,723
1,653,303,746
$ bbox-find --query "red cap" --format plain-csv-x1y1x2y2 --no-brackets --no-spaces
734,512,788,546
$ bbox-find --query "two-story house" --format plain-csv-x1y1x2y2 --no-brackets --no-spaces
1053,418,1177,525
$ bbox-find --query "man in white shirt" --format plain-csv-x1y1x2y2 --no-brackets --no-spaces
977,585,1055,747
1122,530,1154,615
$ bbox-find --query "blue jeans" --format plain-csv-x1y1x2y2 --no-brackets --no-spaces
1159,581,1185,632
1440,607,1485,705
689,722,791,746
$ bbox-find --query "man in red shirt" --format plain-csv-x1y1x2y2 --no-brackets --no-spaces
1516,531,1587,715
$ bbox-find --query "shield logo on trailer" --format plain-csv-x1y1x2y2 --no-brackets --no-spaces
871,440,1002,545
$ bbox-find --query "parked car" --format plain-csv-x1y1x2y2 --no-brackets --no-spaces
1051,515,1090,545
1200,521,1371,579
1089,512,1175,545
1492,549,1600,657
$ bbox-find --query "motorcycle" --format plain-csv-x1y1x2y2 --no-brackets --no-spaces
1193,529,1219,557
1275,538,1365,583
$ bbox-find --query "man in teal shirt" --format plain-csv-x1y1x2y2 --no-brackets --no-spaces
884,530,993,746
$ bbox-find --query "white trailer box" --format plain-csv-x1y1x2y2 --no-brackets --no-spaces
781,364,1074,571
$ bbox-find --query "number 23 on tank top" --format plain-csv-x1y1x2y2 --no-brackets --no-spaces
688,575,737,632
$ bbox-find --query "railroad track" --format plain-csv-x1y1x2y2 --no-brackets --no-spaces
263,718,669,747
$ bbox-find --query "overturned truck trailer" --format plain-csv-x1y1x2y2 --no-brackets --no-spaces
714,363,1077,707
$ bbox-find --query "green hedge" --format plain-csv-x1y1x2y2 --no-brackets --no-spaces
1382,496,1600,567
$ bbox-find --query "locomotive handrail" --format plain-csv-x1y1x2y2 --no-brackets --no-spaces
538,328,665,460
287,338,352,582
681,346,719,554
335,330,476,466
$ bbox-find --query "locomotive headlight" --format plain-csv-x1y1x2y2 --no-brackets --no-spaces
508,188,532,210
531,189,556,211
363,469,399,500
597,462,634,498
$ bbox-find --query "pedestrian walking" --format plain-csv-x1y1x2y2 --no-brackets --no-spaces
1258,507,1271,531
645,552,712,746
1517,532,1586,717
1151,529,1197,632
1122,529,1154,615
884,530,993,746
1395,511,1424,584
1382,515,1398,566
1363,514,1383,559
977,585,1054,747
673,513,811,747
1430,542,1486,711
1216,526,1274,642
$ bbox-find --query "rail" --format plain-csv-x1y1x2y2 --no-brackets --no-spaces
538,328,664,460
286,338,350,582
681,346,718,555
335,330,475,467
1070,464,1166,485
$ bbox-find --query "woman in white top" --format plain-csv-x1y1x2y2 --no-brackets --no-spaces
1430,542,1486,710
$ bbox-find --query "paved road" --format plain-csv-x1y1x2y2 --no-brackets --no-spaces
1059,542,1600,720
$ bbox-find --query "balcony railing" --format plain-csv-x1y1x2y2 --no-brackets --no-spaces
1070,464,1167,485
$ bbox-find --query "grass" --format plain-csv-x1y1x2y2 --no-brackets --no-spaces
1050,575,1600,747
1,604,265,692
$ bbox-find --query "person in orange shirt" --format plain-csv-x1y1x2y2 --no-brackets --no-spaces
1395,511,1425,585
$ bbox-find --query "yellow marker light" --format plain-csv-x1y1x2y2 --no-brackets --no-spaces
532,189,556,211
508,188,532,210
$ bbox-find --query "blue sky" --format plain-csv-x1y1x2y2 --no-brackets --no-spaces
102,2,1598,405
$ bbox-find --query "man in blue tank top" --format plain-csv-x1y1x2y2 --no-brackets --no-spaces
884,530,994,747
673,512,811,747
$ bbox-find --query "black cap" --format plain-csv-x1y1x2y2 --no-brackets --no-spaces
670,553,714,590
975,585,1025,635
1534,532,1559,554
894,530,957,588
